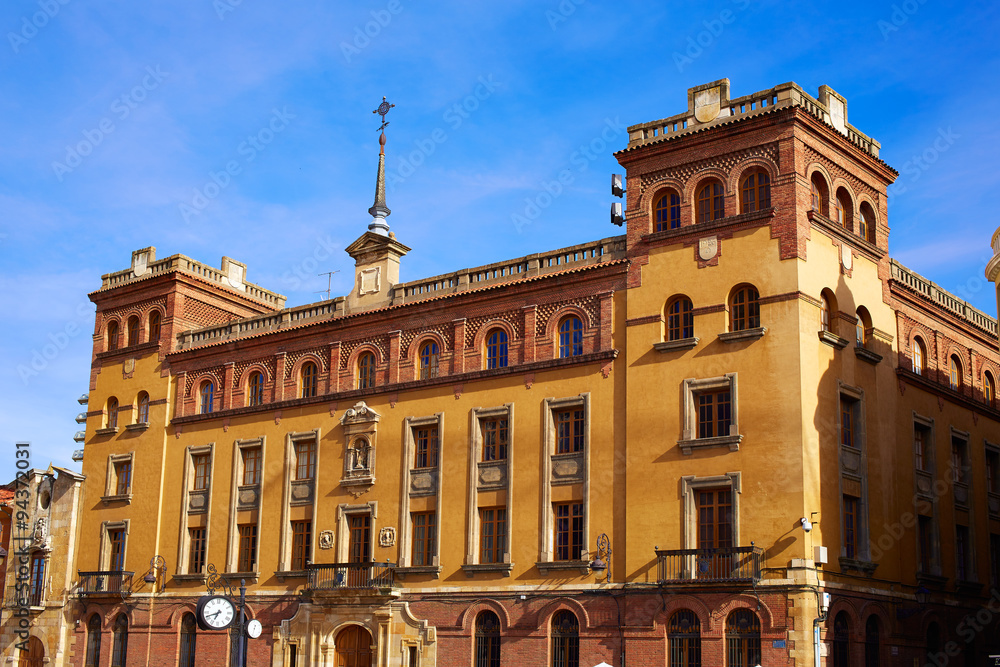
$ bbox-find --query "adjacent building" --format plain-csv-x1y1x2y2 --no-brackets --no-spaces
62,79,1000,666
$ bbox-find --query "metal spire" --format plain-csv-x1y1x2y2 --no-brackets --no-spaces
368,97,394,235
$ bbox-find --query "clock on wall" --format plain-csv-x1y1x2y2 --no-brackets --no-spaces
246,619,263,639
196,594,236,631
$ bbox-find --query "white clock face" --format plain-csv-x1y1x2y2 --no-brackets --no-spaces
202,596,235,629
246,619,262,639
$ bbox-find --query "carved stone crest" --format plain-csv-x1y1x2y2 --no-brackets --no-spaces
699,236,718,261
318,530,334,549
379,527,396,548
841,245,853,271
694,86,722,124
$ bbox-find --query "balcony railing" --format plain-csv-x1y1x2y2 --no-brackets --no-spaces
307,562,395,591
4,583,43,608
78,571,134,597
655,546,763,584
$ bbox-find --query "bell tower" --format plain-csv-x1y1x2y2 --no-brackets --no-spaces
345,97,410,312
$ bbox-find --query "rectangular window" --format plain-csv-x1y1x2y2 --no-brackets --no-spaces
988,450,1000,494
411,512,437,567
479,507,507,564
697,489,733,549
481,418,508,462
956,525,969,581
192,454,210,491
348,514,371,563
242,447,262,485
29,556,45,606
108,528,126,571
697,390,731,439
843,495,858,559
914,426,929,471
291,520,311,571
841,396,860,449
555,409,585,454
951,437,968,484
188,527,206,574
413,427,439,469
114,460,132,496
295,440,316,480
918,515,933,573
554,502,584,561
238,524,257,572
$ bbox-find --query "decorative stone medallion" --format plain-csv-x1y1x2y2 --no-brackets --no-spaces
699,236,718,261
841,244,853,271
694,87,721,123
318,530,334,549
379,526,396,547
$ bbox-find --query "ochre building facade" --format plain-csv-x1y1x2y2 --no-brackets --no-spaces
60,79,1000,666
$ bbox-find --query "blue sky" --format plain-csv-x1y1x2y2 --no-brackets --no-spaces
1,0,998,480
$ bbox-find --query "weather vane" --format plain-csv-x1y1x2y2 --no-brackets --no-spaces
373,96,395,135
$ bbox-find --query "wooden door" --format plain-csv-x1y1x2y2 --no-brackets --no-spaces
335,625,372,667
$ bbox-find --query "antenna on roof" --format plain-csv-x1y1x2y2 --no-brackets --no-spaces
316,271,340,301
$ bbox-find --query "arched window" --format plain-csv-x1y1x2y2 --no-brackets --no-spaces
835,188,853,231
668,609,701,667
126,316,140,347
200,381,214,414
820,294,832,332
85,614,101,667
859,202,876,244
740,169,771,214
300,362,318,399
551,610,579,667
137,392,149,424
475,610,502,667
107,397,119,429
730,286,760,332
248,371,265,406
950,355,963,391
667,297,694,341
856,307,871,349
107,320,119,351
655,190,681,231
179,613,197,667
485,329,508,369
912,338,926,376
696,180,725,223
357,353,376,390
419,341,440,380
984,371,996,409
148,310,161,343
111,614,128,667
865,615,880,667
810,172,829,216
558,316,583,358
833,611,850,667
726,609,761,667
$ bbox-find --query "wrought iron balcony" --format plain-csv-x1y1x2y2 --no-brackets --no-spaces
655,546,763,584
306,562,395,591
77,571,134,597
4,583,44,608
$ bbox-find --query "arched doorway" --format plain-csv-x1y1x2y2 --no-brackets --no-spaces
335,625,373,667
18,636,44,667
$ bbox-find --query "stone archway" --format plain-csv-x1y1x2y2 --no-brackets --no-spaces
18,636,44,667
335,625,373,667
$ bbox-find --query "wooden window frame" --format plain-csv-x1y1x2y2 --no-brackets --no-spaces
667,297,694,341
247,371,265,407
413,425,439,469
188,527,206,574
295,439,316,481
357,352,376,390
192,453,211,491
291,520,312,571
485,329,508,370
729,286,760,332
696,180,725,223
655,190,681,231
419,342,440,380
411,511,437,567
740,169,770,214
480,417,509,462
199,381,214,415
553,502,584,561
554,408,585,454
479,506,507,564
237,523,258,572
300,362,318,399
242,446,262,486
558,316,583,359
148,311,161,343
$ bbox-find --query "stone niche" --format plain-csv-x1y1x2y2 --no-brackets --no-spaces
340,401,380,496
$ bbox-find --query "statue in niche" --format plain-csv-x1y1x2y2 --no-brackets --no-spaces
352,439,370,471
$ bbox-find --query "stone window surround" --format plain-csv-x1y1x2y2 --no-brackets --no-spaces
911,412,942,577
398,414,444,574
335,501,378,563
279,431,319,572
464,404,514,574
950,427,976,583
175,444,213,577
102,452,134,504
678,373,742,454
985,439,1000,520
838,381,871,563
680,473,741,550
538,394,590,568
100,519,130,572
913,412,936,473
